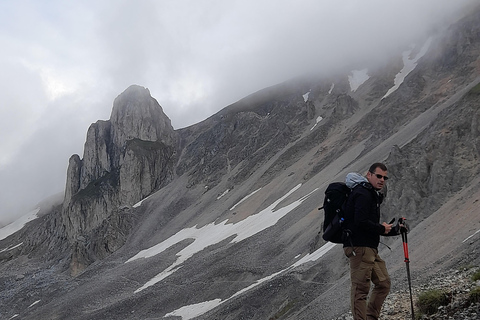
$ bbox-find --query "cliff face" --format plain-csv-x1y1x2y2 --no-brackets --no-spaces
62,85,176,273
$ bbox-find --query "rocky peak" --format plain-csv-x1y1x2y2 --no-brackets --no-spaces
65,85,177,205
110,85,176,152
61,85,177,272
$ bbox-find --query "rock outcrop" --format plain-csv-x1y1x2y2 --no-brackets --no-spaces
61,85,176,273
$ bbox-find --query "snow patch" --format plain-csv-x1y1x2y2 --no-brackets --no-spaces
217,189,230,200
291,241,337,267
310,116,323,131
0,208,40,241
303,90,310,102
164,242,337,319
164,299,222,319
462,229,480,243
0,242,23,253
229,188,261,211
328,83,334,94
348,69,369,92
383,38,432,99
28,300,41,308
133,194,154,208
127,184,314,293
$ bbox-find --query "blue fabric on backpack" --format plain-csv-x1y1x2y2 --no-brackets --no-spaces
345,172,368,188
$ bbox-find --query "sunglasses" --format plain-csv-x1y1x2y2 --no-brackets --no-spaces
370,172,389,181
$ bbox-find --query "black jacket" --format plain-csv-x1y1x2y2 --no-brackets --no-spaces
342,182,393,249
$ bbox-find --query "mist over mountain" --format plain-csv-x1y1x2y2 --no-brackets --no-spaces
1,4,480,320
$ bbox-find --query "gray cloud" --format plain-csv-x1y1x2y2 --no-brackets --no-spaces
0,0,477,225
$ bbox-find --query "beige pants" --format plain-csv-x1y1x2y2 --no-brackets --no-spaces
344,247,391,320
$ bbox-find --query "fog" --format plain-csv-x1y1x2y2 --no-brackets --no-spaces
0,0,476,225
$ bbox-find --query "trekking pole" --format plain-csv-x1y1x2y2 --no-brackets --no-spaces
399,218,415,320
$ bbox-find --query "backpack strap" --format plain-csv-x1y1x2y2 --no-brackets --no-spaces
357,182,384,204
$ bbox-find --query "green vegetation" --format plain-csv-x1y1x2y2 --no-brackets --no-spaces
416,289,450,316
472,269,480,281
269,300,296,320
413,268,480,318
74,170,119,200
469,286,480,304
126,138,164,151
468,83,480,94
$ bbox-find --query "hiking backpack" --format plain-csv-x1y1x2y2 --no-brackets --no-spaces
320,182,351,243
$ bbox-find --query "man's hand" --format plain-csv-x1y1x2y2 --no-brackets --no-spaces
382,222,393,234
398,218,409,233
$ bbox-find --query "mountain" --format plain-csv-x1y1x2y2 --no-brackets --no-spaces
1,5,480,320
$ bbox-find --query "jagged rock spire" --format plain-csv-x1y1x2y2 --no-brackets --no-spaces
62,85,177,272
65,85,176,205
110,85,176,161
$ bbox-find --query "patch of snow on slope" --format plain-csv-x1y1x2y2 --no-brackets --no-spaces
164,242,338,319
462,229,480,243
0,208,40,241
229,188,261,211
303,90,310,102
310,116,323,131
329,83,334,94
348,69,369,92
217,189,230,200
133,193,154,208
127,184,315,293
0,242,23,253
291,241,337,267
382,37,432,99
28,300,41,308
164,299,223,319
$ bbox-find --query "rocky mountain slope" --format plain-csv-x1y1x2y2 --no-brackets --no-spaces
1,4,480,320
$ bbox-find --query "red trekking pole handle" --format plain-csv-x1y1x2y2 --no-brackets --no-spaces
399,217,415,320
399,217,409,259
402,229,410,262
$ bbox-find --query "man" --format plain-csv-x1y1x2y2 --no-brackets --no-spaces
342,162,400,320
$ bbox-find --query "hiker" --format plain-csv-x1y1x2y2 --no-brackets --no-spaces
342,162,401,320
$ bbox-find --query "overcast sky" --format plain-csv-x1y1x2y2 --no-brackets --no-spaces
0,0,476,225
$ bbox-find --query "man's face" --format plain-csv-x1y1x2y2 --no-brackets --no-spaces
367,168,388,190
